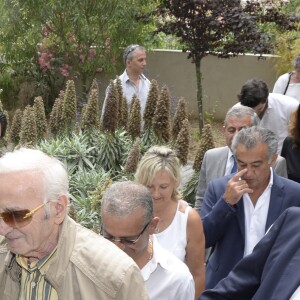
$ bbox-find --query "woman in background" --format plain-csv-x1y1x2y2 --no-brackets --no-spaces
281,104,300,183
135,145,205,299
273,54,300,102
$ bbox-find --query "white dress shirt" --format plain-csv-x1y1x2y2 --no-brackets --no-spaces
225,149,235,176
103,70,151,116
141,235,195,300
273,73,300,102
290,286,300,299
243,168,273,257
234,94,299,153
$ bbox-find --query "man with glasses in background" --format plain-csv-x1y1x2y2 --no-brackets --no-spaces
101,181,195,300
0,148,148,300
102,44,151,116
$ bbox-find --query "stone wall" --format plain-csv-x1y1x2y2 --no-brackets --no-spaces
96,50,279,121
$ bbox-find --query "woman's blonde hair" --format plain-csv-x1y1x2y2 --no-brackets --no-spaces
135,145,181,197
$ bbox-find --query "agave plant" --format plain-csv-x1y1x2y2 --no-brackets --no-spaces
69,169,112,231
97,129,132,174
36,132,95,174
181,171,200,207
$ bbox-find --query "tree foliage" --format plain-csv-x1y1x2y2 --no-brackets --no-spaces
271,0,300,75
154,0,299,130
0,0,156,110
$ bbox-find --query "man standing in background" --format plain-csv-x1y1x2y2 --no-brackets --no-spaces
102,44,151,115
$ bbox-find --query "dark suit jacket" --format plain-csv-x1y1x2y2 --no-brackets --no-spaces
200,207,300,300
194,146,287,213
200,172,300,289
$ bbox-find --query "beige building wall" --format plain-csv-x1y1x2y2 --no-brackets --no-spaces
98,50,279,121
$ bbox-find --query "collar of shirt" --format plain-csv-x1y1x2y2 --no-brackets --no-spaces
243,168,274,256
16,247,57,275
141,235,169,281
123,70,147,82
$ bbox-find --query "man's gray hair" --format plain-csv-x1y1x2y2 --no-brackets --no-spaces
0,147,69,203
101,181,153,226
123,44,145,63
231,126,278,162
224,105,260,126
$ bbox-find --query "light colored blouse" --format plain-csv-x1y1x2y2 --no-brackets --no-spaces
155,199,190,262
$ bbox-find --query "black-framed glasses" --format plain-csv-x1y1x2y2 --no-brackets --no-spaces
124,44,140,62
101,220,151,245
0,203,45,228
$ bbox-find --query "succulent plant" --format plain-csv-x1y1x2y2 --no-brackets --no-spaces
124,138,141,175
90,78,99,95
193,124,215,172
81,88,100,131
119,96,129,130
153,85,171,143
127,95,141,140
115,76,123,128
174,118,190,165
33,96,47,140
172,97,188,142
9,109,23,145
61,80,77,134
144,79,159,130
49,97,60,135
102,80,118,133
20,105,37,146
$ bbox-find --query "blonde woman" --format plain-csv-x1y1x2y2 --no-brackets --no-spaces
135,145,205,298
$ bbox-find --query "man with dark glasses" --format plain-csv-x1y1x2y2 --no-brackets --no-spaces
102,44,151,117
101,181,195,300
0,148,148,300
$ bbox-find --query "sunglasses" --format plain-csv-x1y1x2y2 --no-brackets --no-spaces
101,220,150,246
0,203,45,228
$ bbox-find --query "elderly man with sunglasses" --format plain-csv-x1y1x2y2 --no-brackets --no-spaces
102,44,151,117
0,148,148,300
101,181,195,300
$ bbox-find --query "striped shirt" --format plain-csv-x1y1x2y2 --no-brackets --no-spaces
16,248,58,300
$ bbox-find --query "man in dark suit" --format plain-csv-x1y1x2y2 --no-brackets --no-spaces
200,206,300,300
194,106,287,213
200,126,300,290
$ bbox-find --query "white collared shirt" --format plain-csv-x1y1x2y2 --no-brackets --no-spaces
290,286,300,299
234,94,299,153
260,93,298,153
103,70,151,116
225,149,235,176
141,235,195,300
243,168,273,257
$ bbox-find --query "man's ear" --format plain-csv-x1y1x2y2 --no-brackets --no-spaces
270,153,278,167
53,194,68,225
